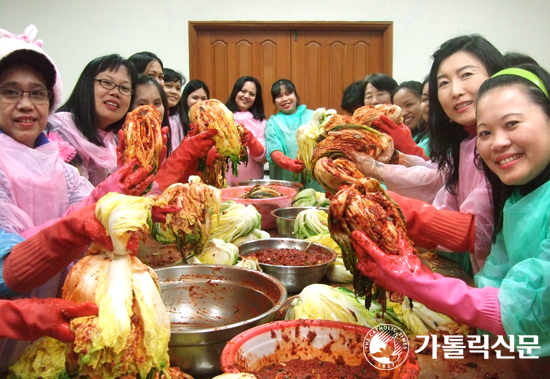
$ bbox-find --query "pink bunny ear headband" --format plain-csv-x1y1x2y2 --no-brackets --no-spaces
0,25,63,110
0,25,43,47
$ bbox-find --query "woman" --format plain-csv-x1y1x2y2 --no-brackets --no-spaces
362,73,397,106
179,79,209,136
0,26,158,369
392,80,430,156
163,68,186,150
225,76,266,186
128,51,164,85
264,79,313,183
130,74,172,155
341,79,364,114
356,35,505,274
352,65,550,356
48,54,137,186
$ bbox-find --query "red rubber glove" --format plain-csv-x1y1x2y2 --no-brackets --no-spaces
271,151,305,174
117,126,169,167
372,115,429,160
91,157,154,199
151,205,181,223
0,298,98,342
351,230,505,335
388,190,475,253
155,129,217,191
206,146,220,166
241,127,264,158
3,204,112,294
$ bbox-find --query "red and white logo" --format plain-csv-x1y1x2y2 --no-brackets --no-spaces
363,324,410,370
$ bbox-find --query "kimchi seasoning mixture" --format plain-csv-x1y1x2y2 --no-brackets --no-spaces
251,357,375,379
247,247,332,266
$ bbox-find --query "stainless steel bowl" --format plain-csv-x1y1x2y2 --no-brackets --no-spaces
238,238,337,294
236,179,303,191
271,207,329,238
156,265,287,377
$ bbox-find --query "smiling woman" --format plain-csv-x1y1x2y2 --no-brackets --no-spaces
46,54,137,186
225,76,267,185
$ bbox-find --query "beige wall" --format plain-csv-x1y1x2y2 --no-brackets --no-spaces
1,0,549,102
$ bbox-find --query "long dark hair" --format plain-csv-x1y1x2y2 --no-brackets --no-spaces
58,54,138,146
163,68,186,116
475,64,550,241
181,79,209,135
131,74,172,155
128,51,164,75
428,35,505,194
226,76,265,121
392,80,429,143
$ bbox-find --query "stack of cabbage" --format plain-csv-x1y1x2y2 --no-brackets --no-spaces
65,193,171,379
290,188,330,207
187,200,268,268
189,99,248,187
153,177,221,258
296,108,336,182
10,193,172,379
296,105,405,195
284,284,469,336
292,208,352,284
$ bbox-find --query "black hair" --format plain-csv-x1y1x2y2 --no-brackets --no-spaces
131,74,172,155
428,34,505,194
226,76,266,121
163,68,186,115
391,80,422,103
271,79,301,107
474,64,550,241
362,73,398,102
128,51,164,74
181,79,209,136
392,80,429,143
0,50,57,112
341,80,365,114
503,51,540,68
58,54,138,146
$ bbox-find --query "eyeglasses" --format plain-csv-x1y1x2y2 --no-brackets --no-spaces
94,79,133,96
0,87,51,105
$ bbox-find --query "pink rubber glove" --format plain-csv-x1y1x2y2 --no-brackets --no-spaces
3,204,113,294
0,298,98,342
241,127,265,158
271,151,305,173
155,129,217,191
351,230,506,335
388,190,475,253
372,115,429,160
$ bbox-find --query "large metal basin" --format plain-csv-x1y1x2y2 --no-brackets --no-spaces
156,265,287,377
236,179,303,191
238,238,337,294
271,206,328,238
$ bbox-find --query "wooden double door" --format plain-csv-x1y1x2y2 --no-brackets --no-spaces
190,22,393,117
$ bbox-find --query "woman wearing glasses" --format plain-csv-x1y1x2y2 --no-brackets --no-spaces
47,54,137,186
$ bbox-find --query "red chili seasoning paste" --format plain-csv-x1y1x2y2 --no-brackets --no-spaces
248,247,332,266
251,357,375,379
